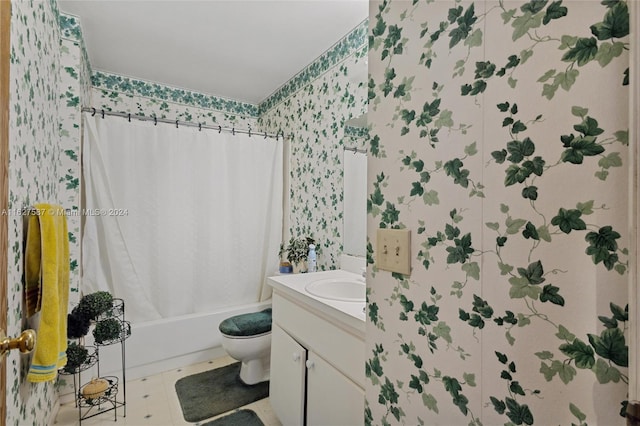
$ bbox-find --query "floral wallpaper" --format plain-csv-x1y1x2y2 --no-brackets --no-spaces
91,72,258,130
366,1,629,425
59,12,92,307
7,0,65,424
56,12,92,400
259,20,368,270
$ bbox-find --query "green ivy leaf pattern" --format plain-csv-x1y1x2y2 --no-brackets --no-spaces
9,5,92,426
368,0,628,425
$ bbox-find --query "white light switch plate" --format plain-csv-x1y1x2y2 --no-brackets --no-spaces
376,228,411,275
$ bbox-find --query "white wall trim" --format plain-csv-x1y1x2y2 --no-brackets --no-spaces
629,0,640,402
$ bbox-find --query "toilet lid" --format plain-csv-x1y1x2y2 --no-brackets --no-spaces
219,308,272,337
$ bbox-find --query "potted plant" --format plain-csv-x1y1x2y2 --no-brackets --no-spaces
67,291,114,339
93,318,122,344
278,243,292,273
64,291,116,372
285,236,315,273
63,342,89,374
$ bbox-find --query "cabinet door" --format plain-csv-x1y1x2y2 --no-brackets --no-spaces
270,325,306,426
306,351,364,426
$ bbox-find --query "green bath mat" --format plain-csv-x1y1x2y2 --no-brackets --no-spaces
200,409,265,426
175,362,269,422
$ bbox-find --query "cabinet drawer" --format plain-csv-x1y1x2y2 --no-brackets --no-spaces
273,293,365,388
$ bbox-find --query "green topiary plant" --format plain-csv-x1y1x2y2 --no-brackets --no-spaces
76,291,114,321
63,342,89,374
67,311,91,339
93,318,121,344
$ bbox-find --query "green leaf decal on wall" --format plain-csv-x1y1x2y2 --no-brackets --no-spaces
588,328,628,367
593,358,622,384
590,2,629,40
521,186,538,201
540,284,565,306
543,1,568,25
512,12,543,41
505,397,534,425
551,208,586,233
521,0,548,15
585,226,621,269
446,233,474,264
559,338,595,368
448,4,477,48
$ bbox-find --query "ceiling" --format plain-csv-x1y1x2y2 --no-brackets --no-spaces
58,0,368,105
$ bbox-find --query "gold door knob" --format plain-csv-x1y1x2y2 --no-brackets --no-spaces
0,329,36,358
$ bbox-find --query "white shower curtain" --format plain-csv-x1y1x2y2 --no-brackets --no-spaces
82,114,283,323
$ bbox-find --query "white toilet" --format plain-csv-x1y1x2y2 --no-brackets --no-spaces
218,308,272,385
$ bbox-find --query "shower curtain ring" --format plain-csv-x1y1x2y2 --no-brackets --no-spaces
91,108,96,116
176,120,179,128
264,132,267,139
101,109,105,119
218,126,222,133
232,127,235,135
128,113,131,122
248,128,251,137
198,123,202,131
154,116,157,126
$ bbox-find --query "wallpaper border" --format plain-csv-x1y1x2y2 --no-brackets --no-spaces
58,13,367,119
259,19,368,115
91,71,261,118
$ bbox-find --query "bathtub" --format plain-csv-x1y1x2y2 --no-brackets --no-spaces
96,300,272,380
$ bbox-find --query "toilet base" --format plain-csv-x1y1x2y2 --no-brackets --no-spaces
239,355,271,385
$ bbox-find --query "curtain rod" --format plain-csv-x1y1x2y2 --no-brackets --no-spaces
81,107,288,140
344,146,367,154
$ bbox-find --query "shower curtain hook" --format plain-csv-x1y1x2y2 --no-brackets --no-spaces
198,123,202,131
218,125,222,134
101,109,105,119
91,107,96,116
232,127,235,136
264,132,267,139
154,116,157,126
128,113,131,122
176,120,179,128
248,128,251,137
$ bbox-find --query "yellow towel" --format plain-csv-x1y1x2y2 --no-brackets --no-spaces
26,204,70,383
24,210,42,317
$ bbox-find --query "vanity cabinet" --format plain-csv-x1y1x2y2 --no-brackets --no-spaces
306,350,364,426
269,287,365,426
270,325,306,425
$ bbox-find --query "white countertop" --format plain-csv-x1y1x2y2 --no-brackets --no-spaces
268,269,366,337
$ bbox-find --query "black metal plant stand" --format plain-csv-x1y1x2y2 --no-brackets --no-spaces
59,298,131,423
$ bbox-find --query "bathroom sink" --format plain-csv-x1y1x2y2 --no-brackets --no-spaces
305,278,365,302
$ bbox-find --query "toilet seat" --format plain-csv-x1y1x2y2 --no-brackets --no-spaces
218,308,272,337
221,330,271,339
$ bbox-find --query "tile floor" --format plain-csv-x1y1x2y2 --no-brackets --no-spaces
54,355,282,426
